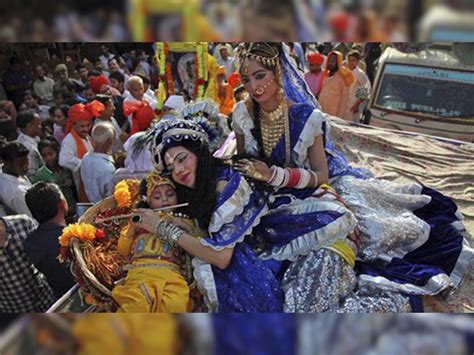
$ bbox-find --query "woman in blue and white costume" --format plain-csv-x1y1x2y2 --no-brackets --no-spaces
131,117,285,312
231,42,472,312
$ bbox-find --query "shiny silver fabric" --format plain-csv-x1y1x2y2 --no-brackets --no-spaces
282,249,411,313
332,175,432,262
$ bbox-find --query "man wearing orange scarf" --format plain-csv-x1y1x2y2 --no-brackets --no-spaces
58,101,104,202
216,66,235,116
318,51,355,118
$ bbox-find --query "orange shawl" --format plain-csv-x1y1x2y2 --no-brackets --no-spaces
321,51,356,88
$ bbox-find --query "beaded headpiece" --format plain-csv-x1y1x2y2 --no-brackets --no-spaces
237,43,280,68
152,119,210,172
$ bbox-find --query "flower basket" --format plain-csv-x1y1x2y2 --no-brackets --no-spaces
60,180,141,311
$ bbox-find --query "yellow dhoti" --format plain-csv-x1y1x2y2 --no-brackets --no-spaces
112,261,189,313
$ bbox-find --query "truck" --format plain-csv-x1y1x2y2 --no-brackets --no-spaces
365,44,474,142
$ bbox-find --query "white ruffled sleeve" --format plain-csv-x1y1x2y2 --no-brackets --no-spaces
230,101,248,135
292,108,326,168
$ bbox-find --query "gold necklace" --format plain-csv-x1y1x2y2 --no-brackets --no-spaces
260,99,288,159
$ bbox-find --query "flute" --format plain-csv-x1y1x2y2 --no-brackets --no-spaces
94,203,189,224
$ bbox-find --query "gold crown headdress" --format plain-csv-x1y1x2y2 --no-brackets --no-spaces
146,169,175,202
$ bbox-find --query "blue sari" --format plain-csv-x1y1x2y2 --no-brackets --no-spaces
231,100,472,310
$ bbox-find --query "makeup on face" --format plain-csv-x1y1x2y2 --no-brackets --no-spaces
165,146,197,188
241,60,278,103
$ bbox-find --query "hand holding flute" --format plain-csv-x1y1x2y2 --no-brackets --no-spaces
94,203,189,224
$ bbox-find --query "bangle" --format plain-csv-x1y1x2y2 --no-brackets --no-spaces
281,168,289,187
296,169,311,188
310,170,319,187
267,166,278,185
155,219,185,245
268,166,285,187
276,167,286,187
286,168,301,187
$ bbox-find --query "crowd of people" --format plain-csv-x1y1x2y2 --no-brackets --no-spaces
0,42,471,314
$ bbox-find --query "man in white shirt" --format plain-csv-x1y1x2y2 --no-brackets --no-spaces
345,50,371,122
94,95,128,153
16,110,43,177
135,73,156,107
80,122,116,203
215,44,236,78
32,65,55,106
137,50,151,77
0,142,32,216
58,103,95,202
99,44,115,73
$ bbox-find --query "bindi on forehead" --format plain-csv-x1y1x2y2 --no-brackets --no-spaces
165,149,186,164
164,152,174,165
242,63,250,76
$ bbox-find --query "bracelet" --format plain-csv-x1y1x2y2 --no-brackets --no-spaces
155,219,186,245
268,167,318,189
276,167,286,187
282,169,289,187
268,166,285,187
310,170,319,187
286,168,301,187
296,169,312,188
267,166,278,185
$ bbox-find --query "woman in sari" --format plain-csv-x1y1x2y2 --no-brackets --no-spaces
230,42,472,312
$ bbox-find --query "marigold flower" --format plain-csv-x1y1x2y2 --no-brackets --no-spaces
58,223,97,247
114,180,132,208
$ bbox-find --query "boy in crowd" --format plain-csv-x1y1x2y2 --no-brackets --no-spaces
24,182,76,299
16,110,44,177
32,139,77,217
0,141,32,216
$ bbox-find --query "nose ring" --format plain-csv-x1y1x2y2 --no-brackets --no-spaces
255,87,264,95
